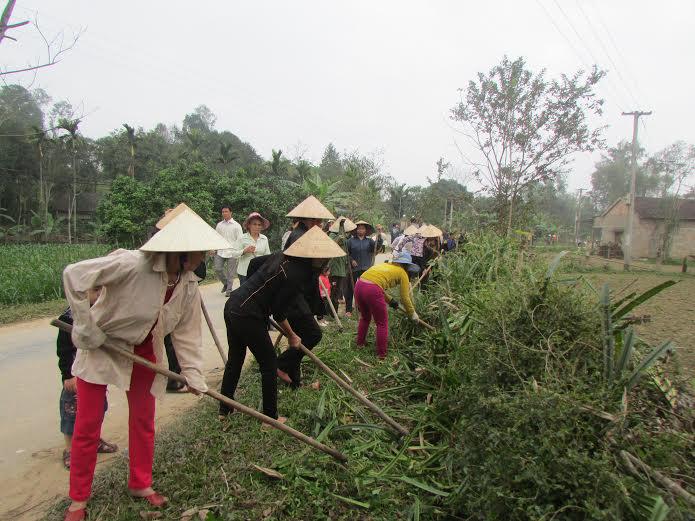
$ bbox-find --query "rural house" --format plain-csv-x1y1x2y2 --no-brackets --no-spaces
593,196,695,259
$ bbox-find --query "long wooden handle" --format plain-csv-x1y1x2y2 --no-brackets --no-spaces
410,265,432,291
200,298,227,364
269,318,409,436
318,278,343,330
397,305,435,331
50,319,347,463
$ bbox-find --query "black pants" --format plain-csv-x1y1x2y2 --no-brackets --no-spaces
277,312,322,387
329,275,345,313
344,269,365,312
238,274,248,286
220,315,278,418
164,334,182,390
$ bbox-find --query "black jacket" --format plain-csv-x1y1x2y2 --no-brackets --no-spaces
56,308,75,381
225,253,313,322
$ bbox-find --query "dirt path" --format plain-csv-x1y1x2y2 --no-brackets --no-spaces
0,282,238,521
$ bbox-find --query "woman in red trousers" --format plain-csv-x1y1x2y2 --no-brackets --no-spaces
60,204,231,521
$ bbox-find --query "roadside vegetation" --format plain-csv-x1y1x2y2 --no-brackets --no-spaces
45,235,694,520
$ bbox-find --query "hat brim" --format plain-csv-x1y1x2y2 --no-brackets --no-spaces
244,215,270,231
392,259,420,273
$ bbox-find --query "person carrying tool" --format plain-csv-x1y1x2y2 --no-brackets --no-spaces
353,251,421,359
59,206,231,521
275,196,335,387
219,226,345,421
327,216,355,316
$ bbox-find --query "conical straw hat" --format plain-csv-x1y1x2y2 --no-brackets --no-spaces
141,209,232,252
155,202,191,229
328,216,356,233
353,220,374,234
404,224,420,236
420,224,443,238
283,226,346,259
286,195,335,220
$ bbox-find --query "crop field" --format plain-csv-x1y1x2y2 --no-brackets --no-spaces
0,244,112,305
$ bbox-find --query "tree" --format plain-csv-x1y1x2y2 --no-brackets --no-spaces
57,117,80,242
182,105,216,133
318,143,343,180
590,142,663,211
0,0,82,76
123,123,136,178
647,141,695,259
451,56,605,234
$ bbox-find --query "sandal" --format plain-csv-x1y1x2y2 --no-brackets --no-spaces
63,507,86,521
97,439,118,454
262,417,287,431
130,491,168,508
276,369,292,385
62,449,71,470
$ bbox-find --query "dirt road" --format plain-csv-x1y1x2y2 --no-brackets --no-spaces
0,282,234,521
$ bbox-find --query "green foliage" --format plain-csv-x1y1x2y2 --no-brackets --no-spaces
0,243,111,304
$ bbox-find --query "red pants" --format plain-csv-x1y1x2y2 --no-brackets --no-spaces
354,279,389,358
69,341,156,501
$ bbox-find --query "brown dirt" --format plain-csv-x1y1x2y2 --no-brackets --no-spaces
576,271,695,380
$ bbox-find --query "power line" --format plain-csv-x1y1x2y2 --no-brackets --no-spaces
588,0,648,104
574,0,640,108
550,0,632,112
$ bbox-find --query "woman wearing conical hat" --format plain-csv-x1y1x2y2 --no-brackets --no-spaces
344,220,378,318
275,196,335,387
60,206,231,521
219,227,345,422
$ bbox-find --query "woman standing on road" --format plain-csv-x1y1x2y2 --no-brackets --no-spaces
230,212,271,286
344,221,377,318
219,226,346,422
60,207,230,521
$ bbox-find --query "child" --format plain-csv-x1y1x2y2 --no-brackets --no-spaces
57,287,118,469
316,266,331,327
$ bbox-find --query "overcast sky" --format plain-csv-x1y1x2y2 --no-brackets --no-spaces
7,0,695,193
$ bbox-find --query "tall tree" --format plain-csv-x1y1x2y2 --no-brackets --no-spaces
451,56,605,234
123,123,136,178
58,118,80,242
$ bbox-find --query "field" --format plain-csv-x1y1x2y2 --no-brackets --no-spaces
0,244,112,305
43,237,694,520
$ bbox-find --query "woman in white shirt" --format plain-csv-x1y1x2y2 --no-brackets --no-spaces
231,212,272,285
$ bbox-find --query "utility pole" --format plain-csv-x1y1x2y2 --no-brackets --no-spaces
622,110,652,270
574,188,584,246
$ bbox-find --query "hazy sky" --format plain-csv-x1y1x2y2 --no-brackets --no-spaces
7,0,695,193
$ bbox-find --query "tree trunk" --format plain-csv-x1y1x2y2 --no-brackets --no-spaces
506,195,514,236
72,140,77,242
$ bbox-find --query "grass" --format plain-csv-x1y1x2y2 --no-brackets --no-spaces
42,236,695,520
44,329,433,521
0,244,112,305
0,298,68,325
0,249,219,326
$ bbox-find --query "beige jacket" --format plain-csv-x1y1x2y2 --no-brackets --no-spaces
62,249,208,398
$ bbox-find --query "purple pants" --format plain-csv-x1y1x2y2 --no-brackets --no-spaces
354,279,389,358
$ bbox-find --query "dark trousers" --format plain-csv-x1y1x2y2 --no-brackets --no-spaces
220,315,278,418
277,312,322,387
344,269,365,313
238,275,248,286
164,334,181,390
329,275,345,312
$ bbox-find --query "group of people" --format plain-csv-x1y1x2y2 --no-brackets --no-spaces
56,195,427,520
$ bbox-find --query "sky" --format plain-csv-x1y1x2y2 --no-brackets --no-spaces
6,0,695,193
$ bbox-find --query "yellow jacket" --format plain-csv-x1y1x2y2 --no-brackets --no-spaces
360,263,415,316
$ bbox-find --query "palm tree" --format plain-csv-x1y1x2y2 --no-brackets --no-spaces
218,142,238,171
123,123,136,178
301,173,349,214
58,118,80,243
